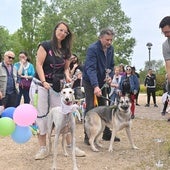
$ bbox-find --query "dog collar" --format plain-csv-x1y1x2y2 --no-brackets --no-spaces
61,100,79,115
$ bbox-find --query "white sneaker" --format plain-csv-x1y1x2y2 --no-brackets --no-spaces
35,147,48,160
75,147,86,157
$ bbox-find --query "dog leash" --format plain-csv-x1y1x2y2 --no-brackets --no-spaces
100,95,113,103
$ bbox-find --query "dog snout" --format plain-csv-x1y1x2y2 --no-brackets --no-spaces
65,97,70,102
121,105,129,110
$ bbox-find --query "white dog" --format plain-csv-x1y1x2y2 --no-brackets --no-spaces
47,87,79,170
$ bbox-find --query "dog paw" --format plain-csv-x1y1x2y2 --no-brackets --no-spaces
132,145,139,150
73,166,79,170
108,148,113,152
91,147,99,152
96,143,103,148
51,166,57,170
64,152,69,157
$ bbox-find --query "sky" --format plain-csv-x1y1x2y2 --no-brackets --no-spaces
0,0,170,71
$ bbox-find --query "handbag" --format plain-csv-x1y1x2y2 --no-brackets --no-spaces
52,73,65,92
19,78,32,89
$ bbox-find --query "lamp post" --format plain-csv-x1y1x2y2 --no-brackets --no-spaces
146,42,153,69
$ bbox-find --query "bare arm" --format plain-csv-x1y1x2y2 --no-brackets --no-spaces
36,45,51,89
64,59,72,83
165,60,170,82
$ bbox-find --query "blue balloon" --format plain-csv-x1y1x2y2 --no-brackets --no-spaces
11,125,32,144
1,107,16,119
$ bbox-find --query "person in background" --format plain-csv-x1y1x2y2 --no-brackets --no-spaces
131,66,140,106
119,63,126,76
119,65,139,119
159,16,170,121
29,21,85,160
14,51,35,106
144,69,158,107
109,66,122,105
70,54,83,90
83,28,120,144
0,51,18,110
69,54,83,77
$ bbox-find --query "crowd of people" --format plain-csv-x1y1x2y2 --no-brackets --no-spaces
0,16,170,161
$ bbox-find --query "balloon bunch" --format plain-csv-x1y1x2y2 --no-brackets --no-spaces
0,104,37,144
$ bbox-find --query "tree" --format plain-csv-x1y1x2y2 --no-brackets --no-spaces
2,0,135,65
144,59,165,73
39,0,135,63
18,0,47,62
0,26,10,59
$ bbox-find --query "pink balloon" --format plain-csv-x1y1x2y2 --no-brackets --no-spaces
13,104,37,126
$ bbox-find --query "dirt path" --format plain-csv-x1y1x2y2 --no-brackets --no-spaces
0,94,170,170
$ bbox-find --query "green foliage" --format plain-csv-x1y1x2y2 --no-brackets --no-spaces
2,0,135,65
19,0,47,63
144,59,165,72
139,84,146,93
156,74,165,91
156,90,164,96
0,26,10,59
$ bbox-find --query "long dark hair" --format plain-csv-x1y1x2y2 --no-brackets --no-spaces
51,21,72,59
19,51,30,62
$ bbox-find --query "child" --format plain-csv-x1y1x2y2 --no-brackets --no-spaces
109,66,122,105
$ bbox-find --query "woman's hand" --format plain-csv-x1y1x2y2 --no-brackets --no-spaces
42,81,51,90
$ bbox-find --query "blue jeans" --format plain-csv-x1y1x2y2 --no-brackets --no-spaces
110,92,119,105
16,86,30,106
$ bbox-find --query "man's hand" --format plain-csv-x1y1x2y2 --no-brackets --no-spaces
94,86,102,97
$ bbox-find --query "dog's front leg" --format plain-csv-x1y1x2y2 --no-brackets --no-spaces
125,127,139,150
108,129,116,152
52,133,59,170
71,116,78,170
48,132,52,155
62,134,69,156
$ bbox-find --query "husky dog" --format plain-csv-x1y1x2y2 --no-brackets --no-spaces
47,87,79,170
85,96,138,152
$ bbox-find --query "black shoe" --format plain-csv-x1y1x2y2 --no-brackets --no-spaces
136,103,140,106
145,104,150,107
102,126,111,141
161,111,166,116
114,136,120,142
131,114,135,119
168,118,170,122
154,104,158,107
102,133,111,141
103,135,120,142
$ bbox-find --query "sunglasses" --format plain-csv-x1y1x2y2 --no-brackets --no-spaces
126,68,131,71
8,56,15,60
